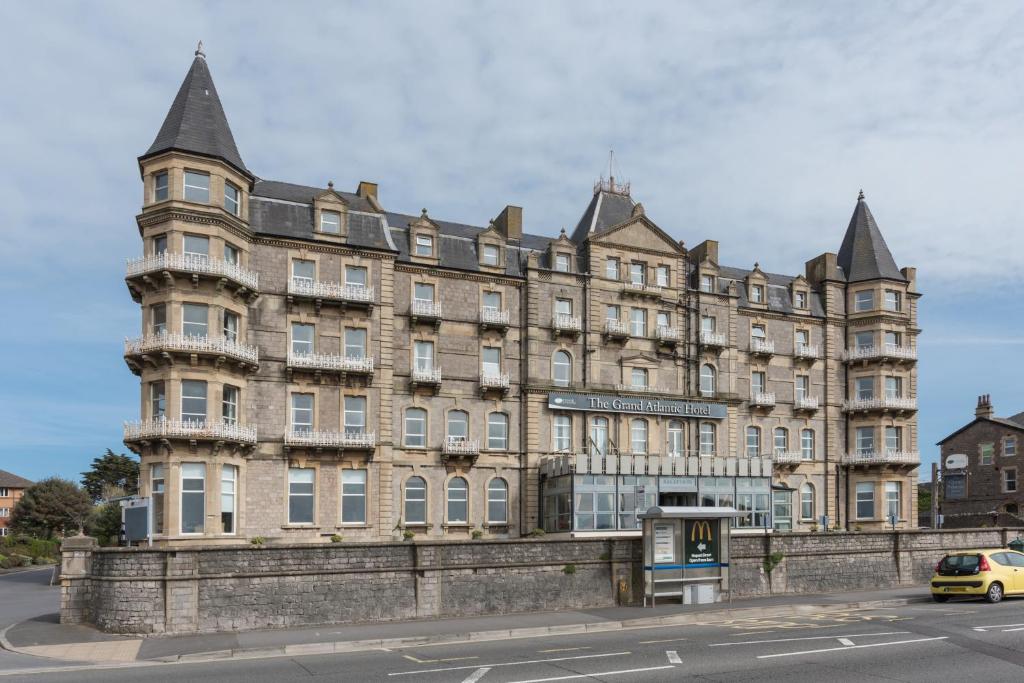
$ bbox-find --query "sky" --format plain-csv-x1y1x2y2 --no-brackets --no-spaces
1,0,1022,484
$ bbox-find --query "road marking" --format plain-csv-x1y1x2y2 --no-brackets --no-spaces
730,630,777,636
462,667,491,683
973,622,1024,632
402,654,479,664
837,638,855,646
756,636,948,659
1001,627,1024,632
507,666,675,683
638,637,688,644
710,631,910,646
666,650,682,664
537,647,590,653
388,652,630,676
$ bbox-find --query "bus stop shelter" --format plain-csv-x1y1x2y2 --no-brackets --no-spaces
638,506,742,606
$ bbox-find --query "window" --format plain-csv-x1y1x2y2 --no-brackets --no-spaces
885,426,902,453
488,479,508,524
221,465,236,534
291,393,313,433
856,482,875,519
405,477,427,524
751,371,766,396
553,415,571,451
1005,469,1018,493
854,290,874,312
1007,438,1018,458
699,423,716,455
800,483,815,520
0,509,7,518
884,290,901,312
181,380,207,422
482,291,501,312
801,429,814,460
606,258,620,280
590,417,609,455
183,171,210,202
576,491,616,530
631,368,648,388
795,375,809,400
292,259,315,285
415,234,434,257
630,419,648,454
345,328,367,359
447,410,469,442
554,252,571,272
774,428,788,455
222,385,239,425
700,274,715,293
701,316,716,334
751,324,766,343
482,244,500,266
667,421,683,456
884,481,901,520
553,351,572,387
414,282,435,304
606,304,620,323
154,234,168,256
414,341,434,371
154,171,169,202
182,303,208,337
341,470,367,524
980,443,994,465
795,329,809,348
344,396,366,434
855,377,874,400
554,298,572,317
656,311,670,330
700,364,716,396
224,243,239,266
180,463,205,534
630,308,646,337
447,477,468,523
773,491,793,531
345,265,368,287
885,376,903,399
151,465,164,535
885,331,901,347
291,323,314,356
404,408,426,447
856,427,874,454
630,262,645,285
655,265,669,287
482,347,501,378
150,381,166,419
223,311,239,342
224,182,240,216
288,468,315,525
855,331,874,349
745,426,761,457
488,413,508,450
735,492,770,529
750,285,764,303
794,290,807,308
320,210,341,233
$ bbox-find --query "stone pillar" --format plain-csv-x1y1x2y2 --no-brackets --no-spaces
59,535,97,625
609,539,640,605
164,550,199,633
413,543,439,619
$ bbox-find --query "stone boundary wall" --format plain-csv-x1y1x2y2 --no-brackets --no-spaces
60,528,1023,635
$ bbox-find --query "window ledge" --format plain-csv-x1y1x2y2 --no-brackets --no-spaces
483,523,510,530
281,525,321,530
335,524,372,529
443,523,471,530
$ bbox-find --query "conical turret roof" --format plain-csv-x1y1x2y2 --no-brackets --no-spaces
837,191,904,282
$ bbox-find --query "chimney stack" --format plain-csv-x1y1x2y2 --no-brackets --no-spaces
976,394,994,419
493,205,522,241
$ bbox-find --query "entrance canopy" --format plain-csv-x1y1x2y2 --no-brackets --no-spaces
639,506,743,520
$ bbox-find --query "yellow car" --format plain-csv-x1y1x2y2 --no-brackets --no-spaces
931,549,1024,603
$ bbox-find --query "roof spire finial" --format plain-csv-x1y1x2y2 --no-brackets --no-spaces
327,180,334,190
195,40,206,59
858,188,865,201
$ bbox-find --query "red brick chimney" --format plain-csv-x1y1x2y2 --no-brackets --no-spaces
976,394,994,419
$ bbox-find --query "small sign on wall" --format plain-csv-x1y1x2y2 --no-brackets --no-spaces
653,523,675,563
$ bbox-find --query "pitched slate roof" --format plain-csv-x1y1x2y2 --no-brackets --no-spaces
142,51,250,177
568,190,636,243
717,265,826,317
0,469,33,489
937,413,1024,445
837,194,905,283
252,180,377,213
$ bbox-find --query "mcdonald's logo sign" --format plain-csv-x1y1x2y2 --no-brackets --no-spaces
690,520,713,542
685,519,718,564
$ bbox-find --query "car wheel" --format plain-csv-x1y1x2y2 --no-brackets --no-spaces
985,582,1004,604
932,594,950,603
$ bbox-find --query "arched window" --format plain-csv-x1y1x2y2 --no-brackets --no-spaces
801,429,815,460
487,412,508,450
447,410,469,442
699,422,716,455
630,418,648,454
404,476,426,524
590,416,609,455
667,420,684,456
404,408,427,447
553,351,572,387
800,483,815,521
745,426,761,457
447,476,468,523
774,427,789,455
700,364,716,396
487,478,508,524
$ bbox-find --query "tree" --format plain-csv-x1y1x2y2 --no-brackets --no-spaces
10,478,92,539
81,450,139,504
86,502,123,546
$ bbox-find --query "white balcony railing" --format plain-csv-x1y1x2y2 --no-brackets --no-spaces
124,334,259,365
794,343,820,359
624,282,662,296
481,309,510,326
412,367,442,384
700,331,726,346
843,397,918,412
285,430,376,449
553,313,582,332
750,338,775,355
843,344,917,363
773,451,806,465
656,326,681,342
411,300,442,318
844,450,920,466
288,278,374,304
751,392,776,407
124,419,257,444
126,253,259,291
443,437,480,456
287,352,374,373
481,373,510,389
605,320,630,336
539,452,775,478
794,396,820,410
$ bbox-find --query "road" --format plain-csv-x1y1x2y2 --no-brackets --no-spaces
0,567,64,673
3,592,1024,681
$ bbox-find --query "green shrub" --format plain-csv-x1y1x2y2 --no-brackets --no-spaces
402,530,415,541
528,528,546,538
471,529,484,539
330,534,343,543
763,551,784,576
562,563,577,575
250,536,266,546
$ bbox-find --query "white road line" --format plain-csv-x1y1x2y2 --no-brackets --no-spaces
709,631,910,646
508,666,676,683
837,638,855,647
638,637,688,644
973,622,1024,632
666,650,682,664
461,667,491,683
387,652,630,676
1001,627,1024,632
756,636,948,659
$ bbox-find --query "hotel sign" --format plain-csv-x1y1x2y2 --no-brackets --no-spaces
547,392,727,419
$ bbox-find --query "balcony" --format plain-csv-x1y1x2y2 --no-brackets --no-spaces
700,331,727,350
124,334,259,374
552,313,582,339
794,396,820,413
288,278,374,313
410,300,442,328
480,372,510,395
843,344,917,365
125,253,259,302
480,309,511,334
442,436,480,462
773,451,806,467
843,397,918,414
604,319,630,341
539,452,775,479
750,392,776,408
622,282,663,299
750,338,775,357
123,419,257,446
794,343,820,361
284,429,376,453
411,366,442,392
286,352,374,382
656,325,682,347
843,450,920,467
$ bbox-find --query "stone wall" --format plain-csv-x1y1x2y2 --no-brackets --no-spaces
62,528,1022,635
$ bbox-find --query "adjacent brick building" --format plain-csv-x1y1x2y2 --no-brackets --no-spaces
124,46,921,546
0,470,33,536
938,395,1024,527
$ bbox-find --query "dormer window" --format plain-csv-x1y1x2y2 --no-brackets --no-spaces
183,171,210,203
415,234,434,257
224,182,240,216
794,291,807,309
750,284,764,303
154,172,169,202
482,244,500,266
854,290,874,312
555,253,571,272
320,210,341,234
700,274,715,293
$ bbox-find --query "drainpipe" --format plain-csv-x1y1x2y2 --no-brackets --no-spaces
520,252,529,536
